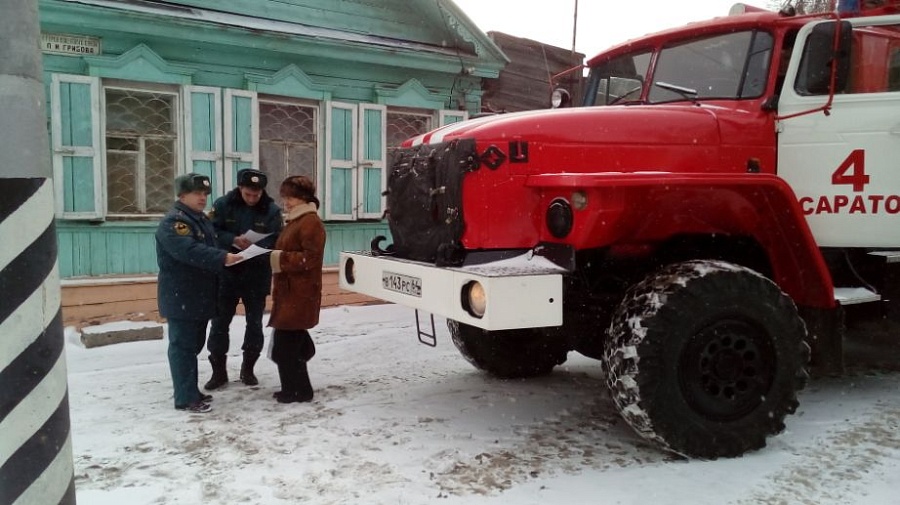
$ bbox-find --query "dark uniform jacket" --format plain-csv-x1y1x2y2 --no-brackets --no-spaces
211,188,283,295
267,203,326,330
156,201,226,320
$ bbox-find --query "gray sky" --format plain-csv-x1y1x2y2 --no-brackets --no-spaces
452,0,772,56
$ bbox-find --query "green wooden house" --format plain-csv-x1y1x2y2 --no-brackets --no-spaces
38,0,507,323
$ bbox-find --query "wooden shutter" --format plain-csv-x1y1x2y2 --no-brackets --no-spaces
325,101,357,220
223,89,259,190
50,74,102,220
358,103,386,219
183,86,222,197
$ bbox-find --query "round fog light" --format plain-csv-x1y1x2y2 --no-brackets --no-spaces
462,281,486,318
344,257,356,285
547,199,574,238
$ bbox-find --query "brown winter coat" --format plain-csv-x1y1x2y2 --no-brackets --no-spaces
267,203,326,330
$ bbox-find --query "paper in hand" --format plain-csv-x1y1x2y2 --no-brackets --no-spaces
227,244,271,266
243,230,272,244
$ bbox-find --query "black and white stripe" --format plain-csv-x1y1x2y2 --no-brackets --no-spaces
0,178,75,505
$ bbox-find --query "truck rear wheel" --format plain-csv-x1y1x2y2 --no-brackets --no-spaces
447,320,568,379
603,260,810,459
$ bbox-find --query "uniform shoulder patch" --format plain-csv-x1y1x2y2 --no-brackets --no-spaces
174,221,191,236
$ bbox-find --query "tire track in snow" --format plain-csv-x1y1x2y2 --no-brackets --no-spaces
732,403,900,505
431,397,669,496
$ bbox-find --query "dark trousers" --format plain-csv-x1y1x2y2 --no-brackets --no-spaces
167,318,208,407
271,329,315,396
208,288,266,356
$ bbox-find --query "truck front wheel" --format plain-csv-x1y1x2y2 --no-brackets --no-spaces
447,320,568,379
603,260,810,459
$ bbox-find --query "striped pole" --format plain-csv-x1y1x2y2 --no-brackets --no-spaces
0,0,77,504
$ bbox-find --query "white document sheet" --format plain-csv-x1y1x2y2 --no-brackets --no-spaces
228,244,271,266
243,230,272,244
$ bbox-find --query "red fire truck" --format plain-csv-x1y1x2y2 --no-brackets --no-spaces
339,0,900,458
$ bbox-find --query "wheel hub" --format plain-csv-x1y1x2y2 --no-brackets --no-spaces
712,348,744,382
681,319,775,421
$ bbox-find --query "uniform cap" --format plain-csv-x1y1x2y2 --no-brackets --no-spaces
175,173,212,196
237,169,267,190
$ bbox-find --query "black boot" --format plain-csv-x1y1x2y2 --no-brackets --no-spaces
276,361,313,403
204,354,228,390
273,361,290,401
296,361,314,402
240,352,260,386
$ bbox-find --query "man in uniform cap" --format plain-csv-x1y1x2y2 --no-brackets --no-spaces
156,173,242,413
204,168,283,390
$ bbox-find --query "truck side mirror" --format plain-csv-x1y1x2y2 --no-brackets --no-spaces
795,21,852,96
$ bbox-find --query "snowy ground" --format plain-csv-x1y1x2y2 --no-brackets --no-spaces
66,303,900,505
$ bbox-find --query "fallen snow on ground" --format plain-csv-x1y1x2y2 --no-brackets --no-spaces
65,304,900,505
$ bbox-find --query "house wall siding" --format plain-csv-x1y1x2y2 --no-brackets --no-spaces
61,271,379,328
57,221,390,277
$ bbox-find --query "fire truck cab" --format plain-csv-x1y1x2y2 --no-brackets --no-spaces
339,1,900,458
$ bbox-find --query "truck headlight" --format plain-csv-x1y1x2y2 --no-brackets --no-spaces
343,257,356,285
462,281,486,318
551,88,571,108
546,198,573,238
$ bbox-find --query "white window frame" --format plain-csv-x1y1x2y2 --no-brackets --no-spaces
102,82,181,218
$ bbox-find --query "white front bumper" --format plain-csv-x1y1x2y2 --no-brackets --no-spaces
339,251,563,331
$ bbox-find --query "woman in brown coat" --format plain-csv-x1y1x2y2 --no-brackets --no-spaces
268,175,326,403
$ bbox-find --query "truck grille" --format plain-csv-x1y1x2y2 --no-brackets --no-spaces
385,138,476,265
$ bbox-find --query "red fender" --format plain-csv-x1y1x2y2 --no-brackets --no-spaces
526,172,836,309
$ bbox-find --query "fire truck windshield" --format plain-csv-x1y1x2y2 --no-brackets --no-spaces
584,50,652,106
584,30,774,106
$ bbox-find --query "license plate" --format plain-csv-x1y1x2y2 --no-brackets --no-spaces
382,271,422,297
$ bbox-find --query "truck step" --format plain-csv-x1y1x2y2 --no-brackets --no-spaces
833,287,881,305
867,251,900,263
